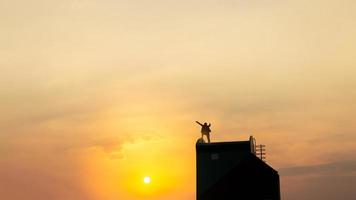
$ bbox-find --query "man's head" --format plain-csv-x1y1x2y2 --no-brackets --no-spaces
204,123,207,126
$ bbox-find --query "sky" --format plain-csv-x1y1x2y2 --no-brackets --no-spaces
1,0,356,199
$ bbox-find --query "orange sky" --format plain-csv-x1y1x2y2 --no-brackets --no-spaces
1,0,356,200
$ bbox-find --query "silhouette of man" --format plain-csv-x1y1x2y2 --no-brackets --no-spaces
196,121,211,143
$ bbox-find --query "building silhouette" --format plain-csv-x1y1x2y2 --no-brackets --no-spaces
196,136,280,200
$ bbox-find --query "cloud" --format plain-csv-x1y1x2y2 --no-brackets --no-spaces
0,163,91,200
279,160,356,176
92,134,160,160
280,160,356,200
94,137,124,153
282,174,356,200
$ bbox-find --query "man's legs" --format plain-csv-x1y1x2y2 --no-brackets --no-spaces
207,134,210,143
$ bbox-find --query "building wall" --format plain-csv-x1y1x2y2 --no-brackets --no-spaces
196,142,280,200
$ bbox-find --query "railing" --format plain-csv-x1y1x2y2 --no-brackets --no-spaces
255,144,266,162
249,136,266,162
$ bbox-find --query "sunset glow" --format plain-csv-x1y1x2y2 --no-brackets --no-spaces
1,1,356,200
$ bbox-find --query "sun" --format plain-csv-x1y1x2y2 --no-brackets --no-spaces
143,176,151,184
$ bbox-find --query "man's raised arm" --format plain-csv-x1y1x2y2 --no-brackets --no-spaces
196,121,203,126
